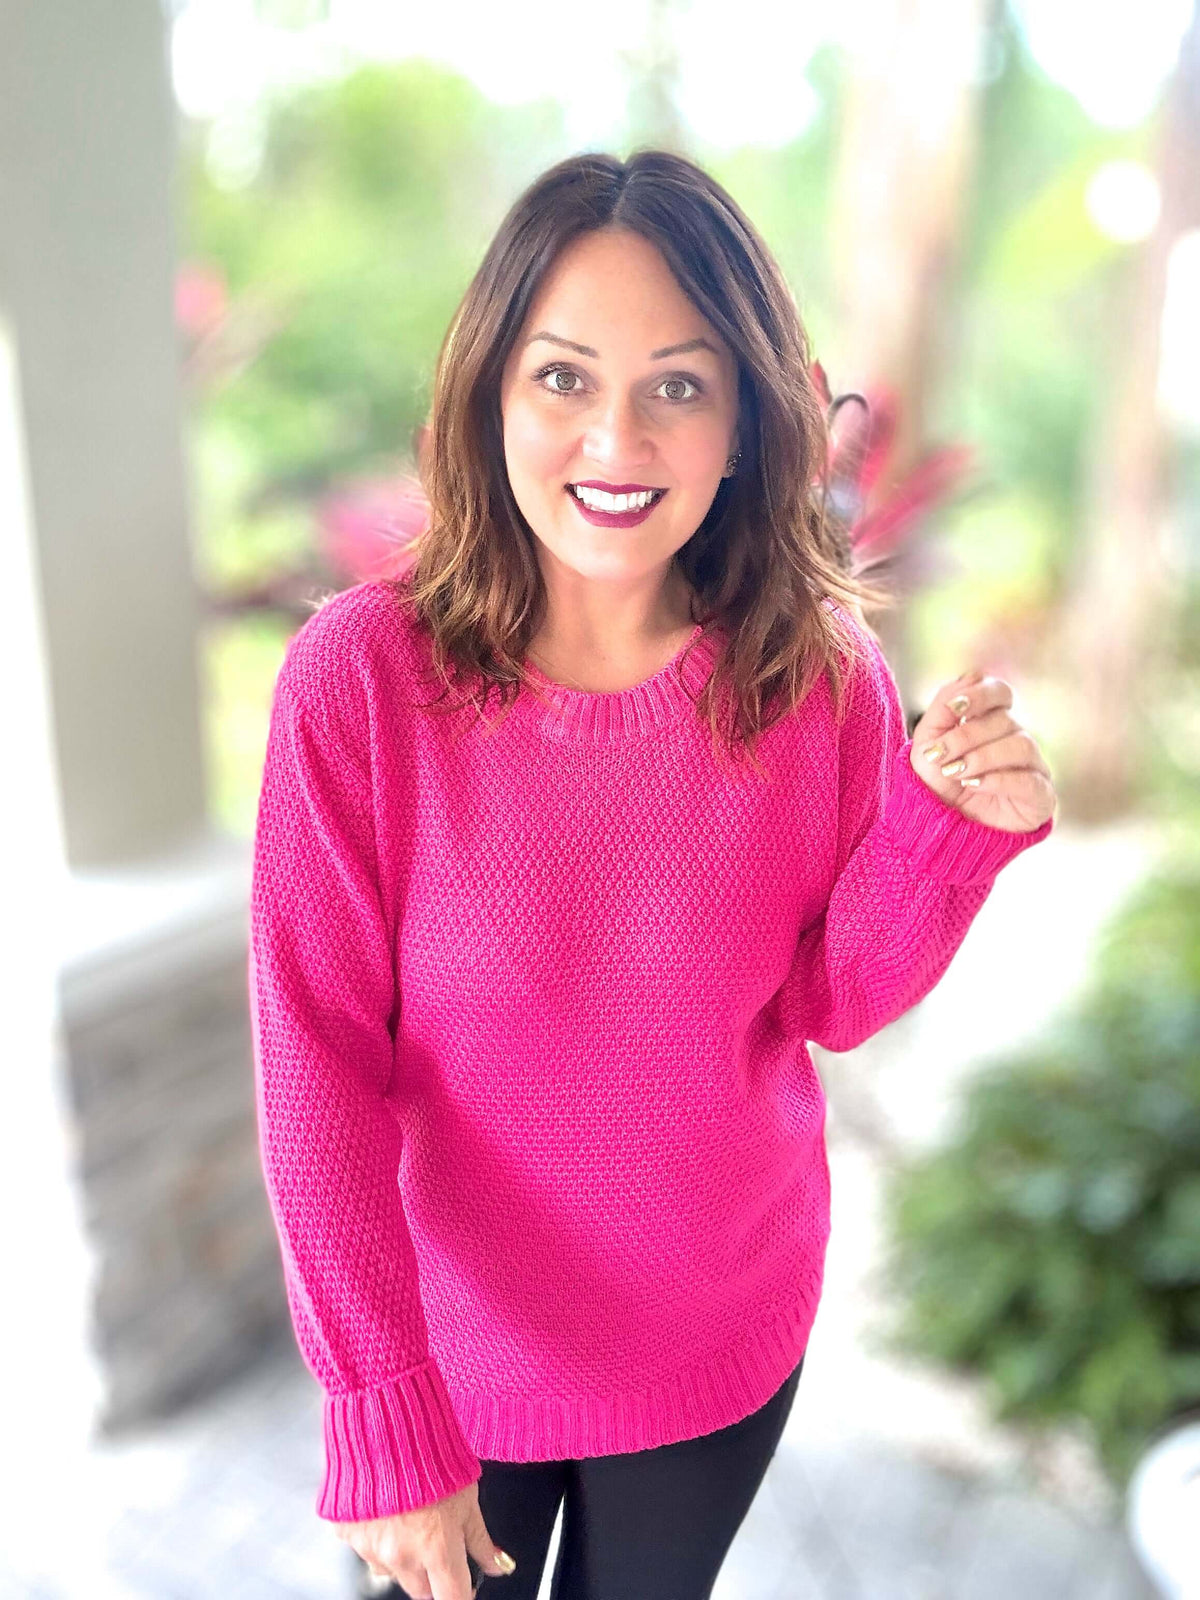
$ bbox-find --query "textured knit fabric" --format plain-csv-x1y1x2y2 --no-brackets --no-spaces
247,578,1054,1524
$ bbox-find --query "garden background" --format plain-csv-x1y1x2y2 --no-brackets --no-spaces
1,0,1197,1594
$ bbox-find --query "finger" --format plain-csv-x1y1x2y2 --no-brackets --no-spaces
428,1550,472,1600
917,712,1052,782
393,1561,434,1600
952,765,1056,816
915,708,1022,780
936,730,1050,784
464,1498,518,1581
367,1547,425,1598
917,705,1016,764
940,674,1013,728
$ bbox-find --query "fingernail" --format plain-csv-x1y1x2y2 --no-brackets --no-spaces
921,742,946,763
494,1549,517,1574
960,776,981,787
947,694,970,715
941,759,967,777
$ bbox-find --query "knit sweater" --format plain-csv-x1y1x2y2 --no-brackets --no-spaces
247,577,1054,1524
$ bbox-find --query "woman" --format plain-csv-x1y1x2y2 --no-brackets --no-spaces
248,149,1057,1600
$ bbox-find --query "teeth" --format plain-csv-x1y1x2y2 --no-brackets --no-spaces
571,485,662,513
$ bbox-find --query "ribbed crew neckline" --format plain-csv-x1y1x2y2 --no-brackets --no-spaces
518,622,719,744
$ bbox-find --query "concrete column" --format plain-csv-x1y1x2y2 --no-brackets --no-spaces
0,11,274,1544
0,0,208,868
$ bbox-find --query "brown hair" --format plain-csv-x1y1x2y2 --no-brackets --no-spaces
388,146,895,776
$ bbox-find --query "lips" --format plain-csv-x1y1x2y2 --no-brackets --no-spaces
564,483,668,528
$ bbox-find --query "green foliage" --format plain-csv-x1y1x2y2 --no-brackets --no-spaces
181,60,567,546
204,611,296,838
182,15,1178,840
934,5,1154,568
180,58,568,833
881,866,1200,1486
706,43,847,356
964,5,1135,281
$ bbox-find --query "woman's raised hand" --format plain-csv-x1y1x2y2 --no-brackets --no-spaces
908,669,1056,834
334,1481,517,1599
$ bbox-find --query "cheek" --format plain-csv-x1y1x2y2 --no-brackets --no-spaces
671,424,730,486
504,403,568,480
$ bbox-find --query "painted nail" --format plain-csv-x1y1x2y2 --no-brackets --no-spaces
494,1550,517,1575
921,742,946,763
960,776,982,787
941,758,967,777
948,694,971,716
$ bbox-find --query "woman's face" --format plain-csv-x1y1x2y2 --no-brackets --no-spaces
498,227,740,600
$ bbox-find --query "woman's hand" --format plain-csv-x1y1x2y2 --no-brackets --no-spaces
909,669,1056,834
334,1481,516,1599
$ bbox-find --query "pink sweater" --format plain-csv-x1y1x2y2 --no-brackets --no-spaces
248,578,1053,1523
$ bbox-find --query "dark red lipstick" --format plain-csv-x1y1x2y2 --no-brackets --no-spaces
565,482,668,529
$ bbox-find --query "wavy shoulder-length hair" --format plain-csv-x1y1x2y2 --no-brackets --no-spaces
387,146,895,776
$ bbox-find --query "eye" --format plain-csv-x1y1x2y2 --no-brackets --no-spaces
658,375,700,403
530,362,704,403
533,363,585,397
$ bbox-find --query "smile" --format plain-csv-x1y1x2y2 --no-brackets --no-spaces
565,484,668,527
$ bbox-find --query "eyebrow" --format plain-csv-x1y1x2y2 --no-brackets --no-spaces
523,331,721,360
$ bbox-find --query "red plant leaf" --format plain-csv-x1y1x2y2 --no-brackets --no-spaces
175,262,228,340
850,443,977,557
316,474,429,582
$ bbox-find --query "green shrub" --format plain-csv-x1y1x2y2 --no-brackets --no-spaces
880,865,1200,1486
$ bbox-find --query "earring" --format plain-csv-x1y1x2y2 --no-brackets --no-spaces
724,451,741,477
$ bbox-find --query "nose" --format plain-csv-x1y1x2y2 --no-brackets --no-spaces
582,394,655,472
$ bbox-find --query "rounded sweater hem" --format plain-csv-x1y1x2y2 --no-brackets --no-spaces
444,1270,822,1463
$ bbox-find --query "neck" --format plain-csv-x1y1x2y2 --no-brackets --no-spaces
526,572,699,694
533,569,696,655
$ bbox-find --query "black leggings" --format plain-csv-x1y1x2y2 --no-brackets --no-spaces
471,1354,804,1600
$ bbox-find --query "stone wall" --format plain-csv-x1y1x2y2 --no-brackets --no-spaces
59,855,290,1433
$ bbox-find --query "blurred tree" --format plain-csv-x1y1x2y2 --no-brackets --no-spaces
254,0,328,24
828,0,991,681
703,44,847,375
178,59,566,602
620,0,692,155
919,7,1148,697
179,22,1195,835
1057,2,1200,819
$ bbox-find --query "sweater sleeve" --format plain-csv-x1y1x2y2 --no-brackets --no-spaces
248,656,481,1522
775,626,1055,1054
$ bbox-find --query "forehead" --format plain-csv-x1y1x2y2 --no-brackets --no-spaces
520,228,724,352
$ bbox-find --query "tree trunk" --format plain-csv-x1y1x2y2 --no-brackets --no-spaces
828,0,992,701
1056,4,1200,820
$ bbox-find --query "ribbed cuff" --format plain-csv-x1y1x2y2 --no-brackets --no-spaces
317,1358,482,1521
880,740,1055,886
